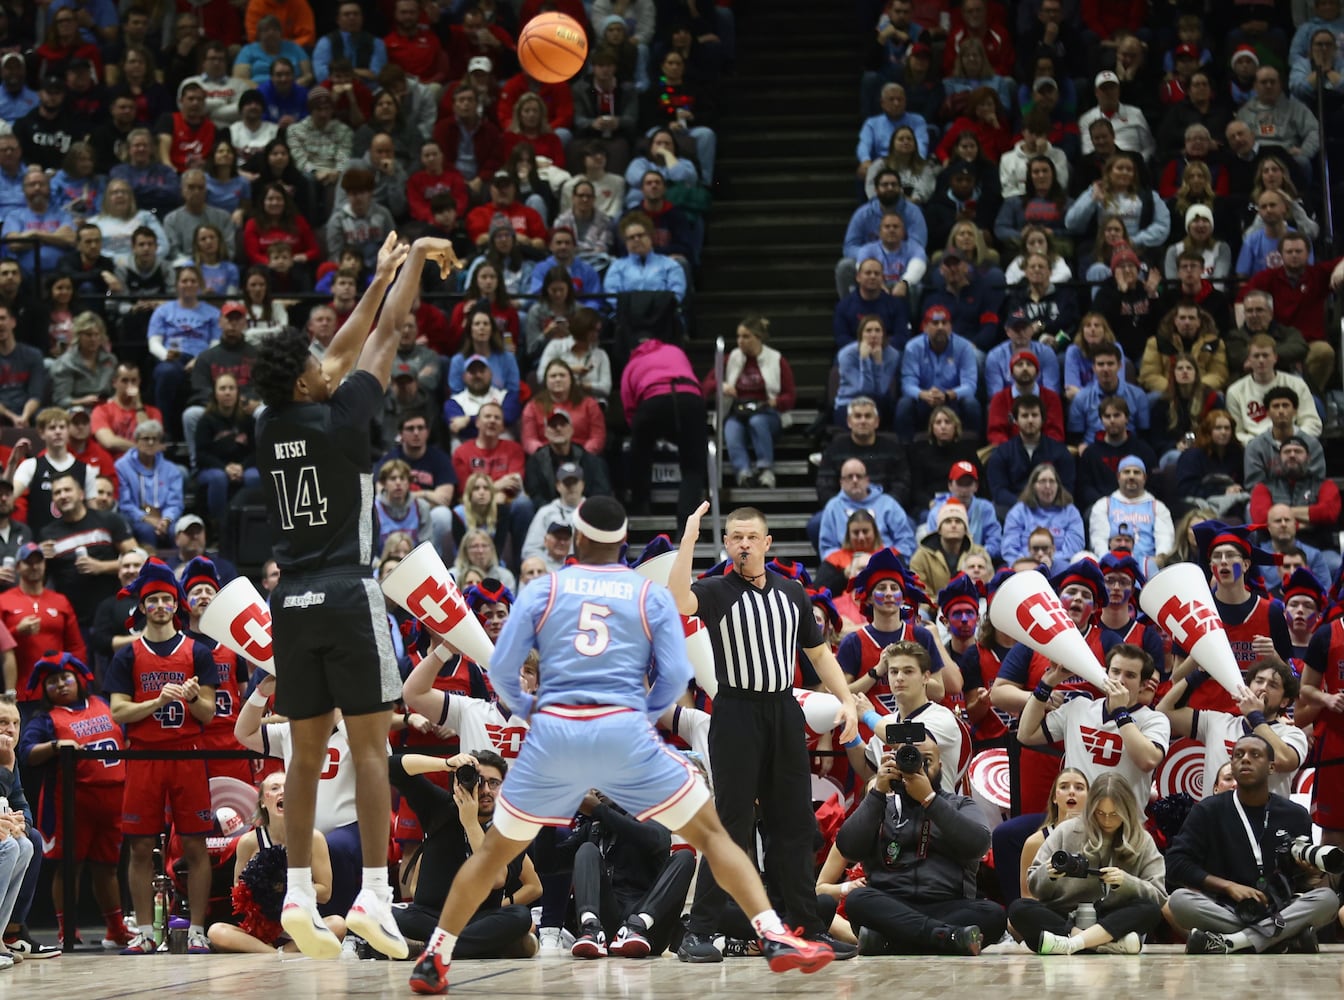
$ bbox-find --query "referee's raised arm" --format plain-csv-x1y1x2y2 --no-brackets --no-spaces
668,499,709,616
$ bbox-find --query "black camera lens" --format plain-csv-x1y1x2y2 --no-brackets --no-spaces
1051,850,1092,878
456,763,478,792
895,743,924,774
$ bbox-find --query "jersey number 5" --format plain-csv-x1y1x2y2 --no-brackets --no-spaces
270,465,329,529
573,602,612,657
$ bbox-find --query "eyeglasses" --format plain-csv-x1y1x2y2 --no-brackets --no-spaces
477,777,503,790
841,473,867,481
1094,809,1122,821
624,230,650,240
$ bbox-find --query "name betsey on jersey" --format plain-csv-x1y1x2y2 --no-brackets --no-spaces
273,441,309,460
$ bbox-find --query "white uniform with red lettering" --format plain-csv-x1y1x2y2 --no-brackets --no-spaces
1042,697,1171,806
1191,710,1308,800
436,693,530,759
261,720,375,833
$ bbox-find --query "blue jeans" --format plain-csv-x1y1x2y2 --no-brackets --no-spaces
197,466,261,524
0,829,34,932
723,409,781,474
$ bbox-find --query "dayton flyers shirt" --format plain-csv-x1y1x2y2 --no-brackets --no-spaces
1192,709,1308,800
1042,697,1169,807
261,720,391,834
434,692,529,759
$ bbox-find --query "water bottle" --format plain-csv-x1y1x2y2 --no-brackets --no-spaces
152,835,169,949
75,546,89,561
167,916,189,955
1073,902,1097,930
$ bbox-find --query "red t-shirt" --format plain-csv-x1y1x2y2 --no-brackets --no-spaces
452,437,526,488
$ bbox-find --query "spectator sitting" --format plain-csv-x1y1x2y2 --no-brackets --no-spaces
1174,409,1248,515
999,257,1079,353
999,460,1085,564
453,530,515,590
1068,344,1151,444
1225,335,1319,444
1260,503,1337,592
466,170,547,252
520,464,586,562
986,353,1065,445
993,157,1074,252
521,409,611,508
923,160,1001,255
1236,190,1303,279
0,304,48,428
326,167,395,273
1235,65,1319,181
857,83,931,178
941,34,1014,116
863,125,937,204
520,360,605,457
536,308,612,405
1248,435,1342,551
1148,351,1225,459
834,315,900,427
833,257,911,349
895,304,981,441
853,211,928,300
447,264,520,357
935,89,1013,168
50,312,117,410
603,211,687,301
450,475,507,559
702,316,794,489
986,309,1062,397
446,308,522,402
815,508,883,596
1243,387,1327,493
1003,225,1073,287
1076,395,1160,510
450,401,532,567
193,371,259,529
374,459,433,552
1138,303,1228,399
920,460,1002,562
911,499,990,595
108,128,182,218
0,166,77,281
891,41,944,122
1063,312,1126,404
242,182,319,268
114,419,184,547
1079,71,1156,162
811,394,909,550
146,265,220,436
522,268,579,369
91,363,162,458
285,87,354,207
525,227,603,303
818,458,915,562
921,242,1005,352
1157,124,1229,201
638,49,716,186
1065,155,1170,268
907,407,982,515
1158,242,1231,322
999,110,1070,198
623,128,698,208
837,168,929,293
1087,455,1174,559
1240,156,1321,244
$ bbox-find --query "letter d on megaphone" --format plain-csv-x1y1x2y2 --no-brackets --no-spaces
988,570,1108,689
1139,564,1244,698
381,542,494,669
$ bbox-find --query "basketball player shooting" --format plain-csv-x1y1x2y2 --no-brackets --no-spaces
253,233,461,961
408,496,835,994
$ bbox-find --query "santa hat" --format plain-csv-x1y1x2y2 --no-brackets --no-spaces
938,573,984,616
119,558,190,629
182,556,221,598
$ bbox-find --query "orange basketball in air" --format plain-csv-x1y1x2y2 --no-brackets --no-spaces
518,12,589,83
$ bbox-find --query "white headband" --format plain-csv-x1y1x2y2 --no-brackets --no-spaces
572,508,627,544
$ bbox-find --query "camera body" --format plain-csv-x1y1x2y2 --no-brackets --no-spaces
455,763,479,793
883,721,928,775
1051,850,1101,879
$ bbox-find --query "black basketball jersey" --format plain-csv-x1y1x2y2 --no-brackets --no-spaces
255,370,382,574
27,454,89,536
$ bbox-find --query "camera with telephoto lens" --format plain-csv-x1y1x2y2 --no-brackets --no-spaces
1290,837,1344,874
1051,851,1103,879
455,763,479,793
883,721,929,774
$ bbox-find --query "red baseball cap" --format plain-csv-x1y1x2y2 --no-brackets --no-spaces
949,461,978,482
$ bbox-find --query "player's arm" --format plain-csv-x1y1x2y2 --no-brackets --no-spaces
357,237,461,388
486,588,540,719
321,233,409,383
668,500,707,616
645,587,695,718
803,643,859,743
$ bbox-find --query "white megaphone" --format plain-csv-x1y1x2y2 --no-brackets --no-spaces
198,577,277,675
380,542,494,669
1139,564,1244,698
631,549,719,698
988,570,1108,689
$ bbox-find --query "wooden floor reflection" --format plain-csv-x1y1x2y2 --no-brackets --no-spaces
13,945,1344,998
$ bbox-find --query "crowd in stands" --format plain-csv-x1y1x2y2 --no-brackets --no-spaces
0,0,1342,971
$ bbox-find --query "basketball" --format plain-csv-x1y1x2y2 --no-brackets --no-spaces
518,12,588,83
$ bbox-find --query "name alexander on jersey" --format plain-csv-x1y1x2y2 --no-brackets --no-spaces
559,577,636,600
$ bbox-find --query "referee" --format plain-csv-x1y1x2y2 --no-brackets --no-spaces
669,502,859,961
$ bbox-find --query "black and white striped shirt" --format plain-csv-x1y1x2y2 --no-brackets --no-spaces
691,572,822,693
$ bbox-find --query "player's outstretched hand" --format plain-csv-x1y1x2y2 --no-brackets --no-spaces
682,500,709,543
414,236,464,279
375,232,410,280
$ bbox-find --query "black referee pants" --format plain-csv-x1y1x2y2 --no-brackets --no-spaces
687,691,822,936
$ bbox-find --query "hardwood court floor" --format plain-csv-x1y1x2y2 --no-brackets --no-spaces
12,945,1344,999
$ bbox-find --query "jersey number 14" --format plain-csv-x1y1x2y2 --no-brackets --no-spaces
270,465,329,529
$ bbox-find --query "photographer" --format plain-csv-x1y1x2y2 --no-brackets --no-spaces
1010,774,1166,955
388,751,539,957
864,641,967,793
1166,734,1337,954
835,738,1004,955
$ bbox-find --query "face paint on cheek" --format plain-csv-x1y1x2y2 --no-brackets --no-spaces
1231,564,1243,580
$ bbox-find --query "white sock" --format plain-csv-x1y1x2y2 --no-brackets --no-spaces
139,924,155,938
1225,931,1254,952
426,927,457,960
750,909,785,937
635,913,653,931
288,867,315,900
189,924,204,936
363,867,390,900
579,911,598,926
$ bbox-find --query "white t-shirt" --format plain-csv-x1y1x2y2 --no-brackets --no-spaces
1192,709,1309,800
436,693,529,760
13,453,98,496
864,700,965,794
261,720,383,833
1043,697,1171,806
